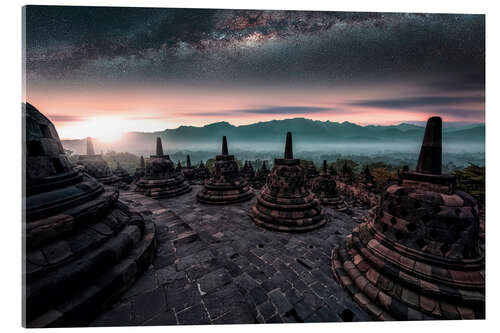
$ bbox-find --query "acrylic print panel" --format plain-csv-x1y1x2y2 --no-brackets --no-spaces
22,5,485,327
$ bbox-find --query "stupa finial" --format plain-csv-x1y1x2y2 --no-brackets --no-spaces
222,136,228,156
156,137,164,156
186,155,191,168
416,116,442,175
284,132,293,159
86,137,95,155
323,160,327,173
140,156,145,168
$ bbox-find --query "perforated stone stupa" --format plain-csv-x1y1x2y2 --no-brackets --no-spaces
332,116,485,320
252,161,270,189
311,160,347,211
250,132,326,232
240,161,256,182
77,137,122,187
23,103,156,327
181,155,197,184
306,162,320,187
196,136,253,204
195,160,211,182
135,138,191,199
113,161,133,184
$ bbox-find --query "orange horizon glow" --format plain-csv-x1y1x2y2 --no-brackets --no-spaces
25,84,485,141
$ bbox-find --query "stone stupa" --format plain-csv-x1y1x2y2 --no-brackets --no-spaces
182,155,197,184
253,161,270,189
240,161,256,182
77,137,122,187
135,138,191,199
311,160,347,211
196,136,253,204
195,160,211,182
250,132,326,232
306,162,320,187
332,116,485,320
113,161,133,184
23,103,156,327
133,155,145,182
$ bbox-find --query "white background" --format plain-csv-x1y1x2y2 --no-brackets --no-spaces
1,0,497,332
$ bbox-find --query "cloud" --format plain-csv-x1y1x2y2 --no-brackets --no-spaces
350,96,484,109
430,109,484,117
181,106,337,117
235,106,333,114
427,73,485,93
47,115,85,122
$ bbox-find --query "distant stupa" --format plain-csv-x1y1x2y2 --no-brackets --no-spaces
77,137,123,187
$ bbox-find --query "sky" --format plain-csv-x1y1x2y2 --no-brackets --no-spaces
24,6,485,140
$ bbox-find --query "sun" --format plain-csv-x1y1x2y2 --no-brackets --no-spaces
85,117,126,142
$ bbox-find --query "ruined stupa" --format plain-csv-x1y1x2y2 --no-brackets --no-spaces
182,155,197,184
176,160,182,172
240,161,256,181
250,132,326,232
196,136,253,204
113,161,133,184
23,103,156,327
332,116,485,320
77,137,122,187
311,160,347,211
253,161,270,189
135,138,191,199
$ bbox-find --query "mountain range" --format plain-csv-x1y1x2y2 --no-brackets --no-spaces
61,118,485,155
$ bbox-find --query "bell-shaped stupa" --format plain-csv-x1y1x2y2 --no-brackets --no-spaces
332,117,485,320
76,137,122,186
196,136,253,204
240,161,256,182
23,103,156,327
195,160,211,182
311,160,347,211
250,132,326,232
135,138,191,199
113,161,133,184
306,162,320,187
253,161,270,189
182,155,197,184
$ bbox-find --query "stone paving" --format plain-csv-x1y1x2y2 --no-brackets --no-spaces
91,186,373,326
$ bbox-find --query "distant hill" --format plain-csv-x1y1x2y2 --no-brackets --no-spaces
61,118,485,155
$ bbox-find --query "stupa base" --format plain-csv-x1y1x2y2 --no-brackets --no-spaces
26,191,157,327
135,178,191,199
331,222,485,321
196,187,253,205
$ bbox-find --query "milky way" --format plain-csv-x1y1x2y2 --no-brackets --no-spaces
23,6,485,133
25,7,484,89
